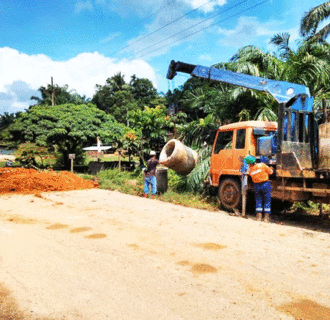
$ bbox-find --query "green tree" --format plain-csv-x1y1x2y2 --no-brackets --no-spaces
15,142,55,168
93,73,162,124
92,73,131,115
31,84,89,106
8,104,115,168
0,112,22,146
99,116,131,149
127,105,173,156
0,112,22,129
177,114,218,148
270,33,330,102
111,90,137,123
300,1,330,42
129,75,157,107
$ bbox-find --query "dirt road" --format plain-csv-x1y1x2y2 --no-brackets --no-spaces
0,189,329,320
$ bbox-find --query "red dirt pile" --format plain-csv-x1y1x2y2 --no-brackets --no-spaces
0,168,98,195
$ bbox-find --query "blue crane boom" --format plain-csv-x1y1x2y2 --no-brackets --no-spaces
167,60,311,104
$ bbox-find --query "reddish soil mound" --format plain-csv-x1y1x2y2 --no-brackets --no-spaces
0,168,98,195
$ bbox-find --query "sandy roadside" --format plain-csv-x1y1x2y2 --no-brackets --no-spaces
0,189,329,320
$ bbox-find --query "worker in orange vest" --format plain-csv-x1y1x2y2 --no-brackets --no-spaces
245,155,273,222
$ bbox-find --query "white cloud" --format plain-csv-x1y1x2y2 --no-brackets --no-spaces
74,0,94,13
125,4,214,59
0,82,38,114
92,0,226,17
82,0,226,60
0,47,157,114
100,32,121,44
218,16,280,48
179,0,226,13
199,54,212,61
92,0,165,17
114,0,228,59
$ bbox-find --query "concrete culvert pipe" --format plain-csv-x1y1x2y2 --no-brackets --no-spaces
159,139,198,175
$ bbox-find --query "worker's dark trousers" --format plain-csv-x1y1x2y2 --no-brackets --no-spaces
254,181,271,214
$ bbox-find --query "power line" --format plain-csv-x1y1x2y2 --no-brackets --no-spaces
147,0,176,20
135,0,270,60
109,0,215,57
105,0,176,45
132,0,249,58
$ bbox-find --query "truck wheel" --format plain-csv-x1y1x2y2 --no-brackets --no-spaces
219,178,241,211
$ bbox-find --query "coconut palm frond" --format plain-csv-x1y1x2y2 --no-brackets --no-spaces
270,33,293,59
198,145,213,161
255,107,277,121
300,1,330,38
308,24,330,42
238,109,251,121
186,156,211,193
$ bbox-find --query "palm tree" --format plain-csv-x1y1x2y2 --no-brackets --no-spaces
270,33,330,100
300,1,330,42
213,46,282,121
106,72,128,92
30,84,89,107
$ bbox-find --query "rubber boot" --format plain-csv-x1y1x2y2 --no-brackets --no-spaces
264,213,270,223
256,212,262,221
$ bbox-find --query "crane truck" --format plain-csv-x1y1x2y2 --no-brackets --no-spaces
167,60,330,212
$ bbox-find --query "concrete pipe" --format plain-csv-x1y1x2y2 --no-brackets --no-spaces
159,139,198,175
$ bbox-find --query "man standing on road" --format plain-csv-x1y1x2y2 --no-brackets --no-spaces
245,155,273,222
143,151,161,199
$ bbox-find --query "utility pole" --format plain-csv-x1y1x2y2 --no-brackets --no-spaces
51,77,55,106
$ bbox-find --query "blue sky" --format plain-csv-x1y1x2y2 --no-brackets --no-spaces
0,0,326,114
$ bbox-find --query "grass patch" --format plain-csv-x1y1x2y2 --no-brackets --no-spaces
156,190,219,211
78,173,96,181
291,201,330,216
81,168,219,211
97,168,144,196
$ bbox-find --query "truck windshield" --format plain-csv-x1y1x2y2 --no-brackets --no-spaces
214,131,233,154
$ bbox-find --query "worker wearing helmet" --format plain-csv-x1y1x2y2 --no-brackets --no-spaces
245,155,273,222
143,151,162,198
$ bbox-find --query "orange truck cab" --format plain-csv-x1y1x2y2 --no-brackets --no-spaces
210,121,277,210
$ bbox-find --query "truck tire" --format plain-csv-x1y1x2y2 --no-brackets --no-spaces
219,178,241,212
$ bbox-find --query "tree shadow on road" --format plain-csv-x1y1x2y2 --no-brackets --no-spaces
271,209,330,234
243,208,330,234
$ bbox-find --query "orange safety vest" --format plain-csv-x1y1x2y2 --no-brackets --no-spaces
248,163,273,184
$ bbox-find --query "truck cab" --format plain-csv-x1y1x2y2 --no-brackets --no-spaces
210,121,277,210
